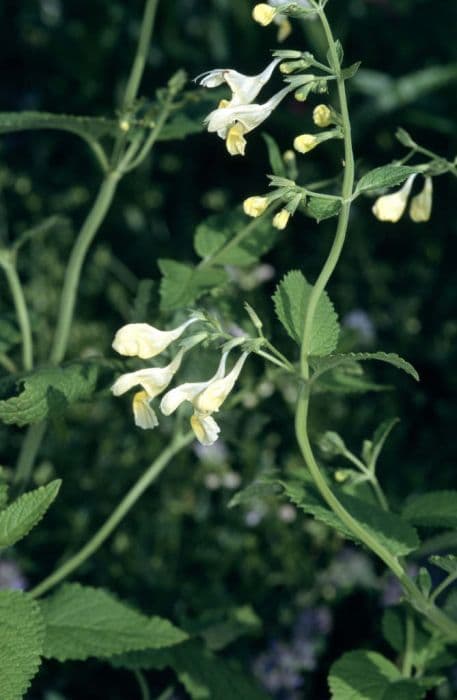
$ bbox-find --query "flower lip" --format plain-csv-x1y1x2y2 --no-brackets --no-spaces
195,59,281,107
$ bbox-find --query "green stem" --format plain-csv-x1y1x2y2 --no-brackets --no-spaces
0,353,16,374
430,569,457,604
293,5,457,642
134,670,151,700
3,261,33,370
124,97,174,172
50,171,121,365
123,0,159,109
402,611,415,677
30,431,193,598
13,422,47,489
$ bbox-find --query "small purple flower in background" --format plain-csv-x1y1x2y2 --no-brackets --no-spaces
319,546,377,593
194,439,229,464
381,564,418,607
342,309,376,345
0,560,27,590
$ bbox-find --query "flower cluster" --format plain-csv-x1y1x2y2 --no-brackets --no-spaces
372,175,433,223
111,320,249,445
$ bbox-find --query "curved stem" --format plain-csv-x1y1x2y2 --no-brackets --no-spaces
3,261,33,370
30,431,193,598
402,611,415,677
430,569,457,604
134,670,151,700
123,0,159,109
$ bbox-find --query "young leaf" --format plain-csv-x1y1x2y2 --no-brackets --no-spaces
355,165,418,194
40,583,187,661
311,352,419,382
263,133,286,177
402,491,457,529
0,590,44,700
0,362,100,427
158,259,227,311
273,270,340,355
368,418,400,467
281,480,419,556
111,639,268,700
341,61,362,80
430,555,457,575
0,480,61,548
194,209,277,267
305,196,341,222
329,650,427,700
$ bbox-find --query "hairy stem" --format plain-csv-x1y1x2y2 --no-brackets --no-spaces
30,431,193,598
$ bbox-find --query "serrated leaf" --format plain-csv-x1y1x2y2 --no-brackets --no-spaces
0,590,44,700
329,650,427,700
402,491,457,528
0,480,61,548
311,352,419,382
356,165,419,193
0,362,100,427
263,133,286,177
158,259,227,311
41,584,187,661
281,480,419,556
430,555,457,575
194,209,277,267
0,111,118,141
305,196,341,222
273,270,339,355
311,363,389,395
111,640,268,699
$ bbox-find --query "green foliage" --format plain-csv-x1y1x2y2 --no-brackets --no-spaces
0,480,61,548
281,479,419,556
328,650,427,700
355,165,419,193
0,362,100,427
368,418,400,468
263,133,286,177
158,259,227,311
430,555,457,575
0,590,44,700
158,113,205,141
402,491,457,528
0,317,20,354
305,196,342,222
194,209,277,267
311,352,419,383
111,640,268,699
273,270,340,354
40,584,187,662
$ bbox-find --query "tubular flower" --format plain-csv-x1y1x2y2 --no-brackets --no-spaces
272,209,290,230
409,177,433,223
313,104,332,128
294,134,319,154
372,175,416,223
243,196,269,217
160,353,229,417
195,59,280,107
252,4,277,26
111,350,184,430
112,319,196,359
204,86,292,156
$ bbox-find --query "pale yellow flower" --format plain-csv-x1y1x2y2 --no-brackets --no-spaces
276,17,292,42
196,59,280,107
294,134,319,154
252,3,277,26
409,177,433,223
272,209,290,230
243,196,269,217
313,104,332,128
112,319,195,359
226,123,247,156
372,175,416,223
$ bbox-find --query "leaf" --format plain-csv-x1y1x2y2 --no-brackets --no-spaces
311,363,389,395
281,480,419,556
263,133,286,177
194,209,277,267
0,590,44,700
311,352,419,382
369,418,400,466
381,609,404,654
228,478,279,509
158,113,204,141
111,640,268,699
402,491,457,528
0,317,20,354
430,555,457,575
41,584,187,661
158,259,227,311
194,606,261,652
0,111,118,141
273,270,340,355
329,650,427,700
0,480,61,548
305,196,342,222
356,165,419,194
341,61,362,80
0,362,100,427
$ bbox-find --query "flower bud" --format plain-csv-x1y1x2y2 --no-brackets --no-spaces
272,209,290,230
294,133,319,154
319,431,347,457
243,196,269,218
313,104,332,128
409,177,433,223
252,3,277,26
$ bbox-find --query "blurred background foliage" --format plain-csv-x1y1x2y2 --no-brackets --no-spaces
0,0,456,697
